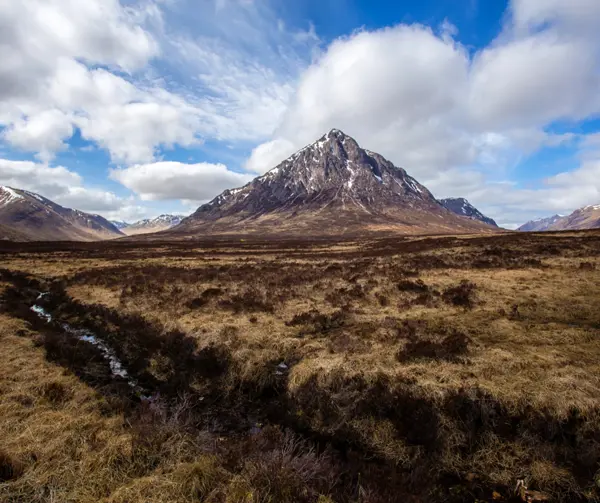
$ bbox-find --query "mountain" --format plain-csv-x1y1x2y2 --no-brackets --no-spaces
172,129,498,237
518,205,600,232
0,186,124,241
439,198,498,227
110,220,130,230
118,215,184,236
547,205,600,231
518,215,564,232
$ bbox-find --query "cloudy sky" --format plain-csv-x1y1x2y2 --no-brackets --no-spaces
1,0,600,227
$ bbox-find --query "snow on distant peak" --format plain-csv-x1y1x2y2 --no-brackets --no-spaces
0,186,23,206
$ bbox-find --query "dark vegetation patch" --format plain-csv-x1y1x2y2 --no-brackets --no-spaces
375,293,389,306
442,280,477,309
218,290,275,314
286,309,347,335
0,450,24,482
186,287,223,309
397,279,429,293
40,381,71,404
397,329,471,363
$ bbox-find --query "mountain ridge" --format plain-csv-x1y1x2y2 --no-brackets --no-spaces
115,214,185,235
0,186,124,241
518,206,600,232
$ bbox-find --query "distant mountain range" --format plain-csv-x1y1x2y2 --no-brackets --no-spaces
0,186,123,241
172,129,498,237
518,205,600,231
0,130,503,241
111,215,184,236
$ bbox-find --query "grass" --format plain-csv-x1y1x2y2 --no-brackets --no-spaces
0,230,599,502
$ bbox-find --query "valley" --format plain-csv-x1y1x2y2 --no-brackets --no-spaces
1,230,599,502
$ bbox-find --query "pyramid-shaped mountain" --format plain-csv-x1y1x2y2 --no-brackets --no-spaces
174,129,498,236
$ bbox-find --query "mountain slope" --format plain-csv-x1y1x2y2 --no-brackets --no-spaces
518,206,600,232
120,215,184,236
174,130,498,237
0,186,124,241
110,220,130,230
518,215,564,232
548,205,600,231
439,198,497,227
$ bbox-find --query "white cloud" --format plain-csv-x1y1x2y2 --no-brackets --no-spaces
109,161,254,201
245,138,296,174
0,159,81,195
76,101,202,164
469,34,599,130
0,158,130,215
3,110,74,162
511,0,600,35
0,0,320,164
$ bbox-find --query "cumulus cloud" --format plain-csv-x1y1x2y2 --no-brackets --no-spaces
511,0,600,35
3,110,74,161
109,161,254,201
269,24,473,177
0,0,157,106
245,138,296,174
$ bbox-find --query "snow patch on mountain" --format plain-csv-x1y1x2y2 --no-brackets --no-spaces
0,186,24,206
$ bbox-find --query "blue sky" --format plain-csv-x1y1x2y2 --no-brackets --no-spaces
1,0,600,227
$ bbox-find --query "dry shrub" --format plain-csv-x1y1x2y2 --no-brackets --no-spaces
442,280,476,309
327,332,369,354
530,460,579,497
40,380,71,404
285,309,347,334
375,293,389,307
175,457,228,501
397,330,470,363
225,429,337,503
186,287,223,309
397,279,429,293
218,287,274,314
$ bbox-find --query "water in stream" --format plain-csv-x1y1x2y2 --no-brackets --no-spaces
29,295,143,394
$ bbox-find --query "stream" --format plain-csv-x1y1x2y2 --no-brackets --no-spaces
29,293,145,395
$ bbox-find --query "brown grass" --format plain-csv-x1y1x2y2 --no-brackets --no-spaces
0,230,599,502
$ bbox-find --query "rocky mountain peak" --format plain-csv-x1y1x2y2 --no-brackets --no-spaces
439,197,498,227
219,128,437,211
174,130,498,236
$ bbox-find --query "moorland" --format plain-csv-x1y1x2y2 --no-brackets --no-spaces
0,230,599,503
